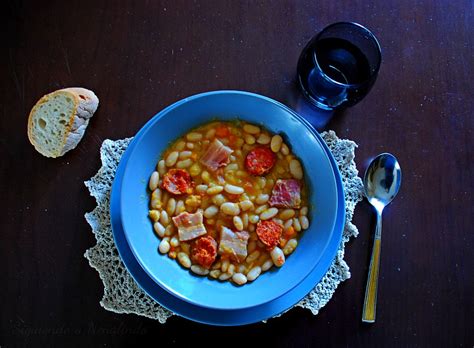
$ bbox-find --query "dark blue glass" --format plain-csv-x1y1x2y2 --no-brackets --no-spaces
297,22,382,111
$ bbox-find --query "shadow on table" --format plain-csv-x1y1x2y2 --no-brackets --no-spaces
284,82,348,132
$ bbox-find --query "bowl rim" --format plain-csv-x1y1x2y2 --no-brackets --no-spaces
119,90,340,310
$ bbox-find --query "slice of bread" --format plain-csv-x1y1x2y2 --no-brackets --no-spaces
27,87,99,158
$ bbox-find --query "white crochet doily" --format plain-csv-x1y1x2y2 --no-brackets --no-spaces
84,130,363,323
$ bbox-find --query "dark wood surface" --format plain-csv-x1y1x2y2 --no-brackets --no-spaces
1,0,472,346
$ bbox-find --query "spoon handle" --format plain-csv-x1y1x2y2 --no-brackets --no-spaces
362,210,382,323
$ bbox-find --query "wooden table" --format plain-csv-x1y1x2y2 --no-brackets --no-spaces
2,0,472,346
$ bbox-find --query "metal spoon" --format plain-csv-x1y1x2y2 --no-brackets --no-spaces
362,153,402,323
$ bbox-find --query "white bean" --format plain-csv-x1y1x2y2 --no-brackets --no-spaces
212,194,226,206
225,184,244,195
157,160,166,175
191,265,209,275
221,202,240,216
256,177,266,189
175,200,185,215
260,207,278,220
219,273,232,281
232,273,247,285
300,206,308,216
243,124,260,134
255,194,269,205
256,133,271,144
224,163,239,172
177,252,191,268
221,259,230,273
261,259,273,271
280,143,289,155
249,214,260,224
300,215,309,230
204,205,219,218
238,264,246,273
270,134,283,152
150,188,162,209
205,128,216,139
242,144,253,152
186,142,194,149
283,238,298,255
201,171,211,183
186,132,203,141
207,185,224,195
227,264,235,275
246,250,260,263
166,198,176,216
179,151,192,159
273,218,284,225
176,158,193,169
233,216,244,231
239,200,254,211
293,217,302,232
279,209,296,220
175,140,186,151
289,159,303,179
284,219,293,231
165,151,179,167
196,184,208,194
153,222,166,238
209,270,221,278
170,236,180,247
160,210,169,226
189,163,201,177
149,171,159,191
255,204,268,214
158,239,170,254
247,266,262,281
149,209,160,222
244,134,255,145
242,213,249,229
270,247,285,267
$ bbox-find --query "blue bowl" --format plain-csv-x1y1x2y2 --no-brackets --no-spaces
110,117,345,325
120,91,338,310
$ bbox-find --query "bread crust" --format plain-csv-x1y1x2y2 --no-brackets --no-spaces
27,87,99,158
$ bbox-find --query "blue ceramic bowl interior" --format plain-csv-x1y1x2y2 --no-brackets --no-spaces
120,91,338,310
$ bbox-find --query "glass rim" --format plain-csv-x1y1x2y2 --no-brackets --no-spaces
312,21,382,89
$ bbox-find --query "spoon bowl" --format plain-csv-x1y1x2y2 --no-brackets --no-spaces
363,153,402,213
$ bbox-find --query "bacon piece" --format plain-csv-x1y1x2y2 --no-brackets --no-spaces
269,179,301,209
172,211,207,241
200,139,233,171
191,235,218,269
256,220,283,250
161,169,193,195
218,226,249,263
245,147,276,175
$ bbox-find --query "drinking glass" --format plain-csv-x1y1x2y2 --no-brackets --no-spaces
297,22,382,111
